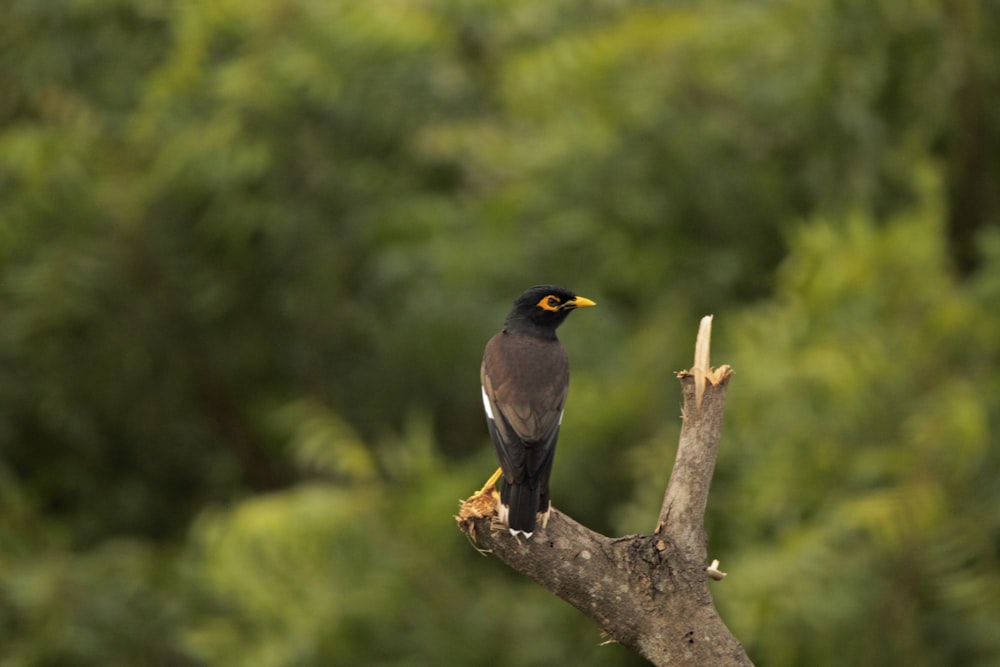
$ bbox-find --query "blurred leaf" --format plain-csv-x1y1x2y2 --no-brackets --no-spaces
272,399,377,481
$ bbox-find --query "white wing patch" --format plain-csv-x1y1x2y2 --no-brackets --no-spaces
481,385,495,420
558,409,564,425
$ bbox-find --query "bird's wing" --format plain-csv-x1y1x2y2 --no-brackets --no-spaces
481,334,568,482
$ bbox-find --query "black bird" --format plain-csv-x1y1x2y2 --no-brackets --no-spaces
481,285,596,537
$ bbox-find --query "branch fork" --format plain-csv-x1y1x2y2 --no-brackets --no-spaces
456,316,749,667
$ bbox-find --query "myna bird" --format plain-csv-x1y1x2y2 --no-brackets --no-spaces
481,285,596,537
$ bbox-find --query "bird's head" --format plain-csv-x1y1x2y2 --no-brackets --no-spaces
503,285,596,337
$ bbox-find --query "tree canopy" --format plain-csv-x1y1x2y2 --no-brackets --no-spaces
1,0,998,665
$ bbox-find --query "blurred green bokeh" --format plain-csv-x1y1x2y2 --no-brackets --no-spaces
1,0,998,665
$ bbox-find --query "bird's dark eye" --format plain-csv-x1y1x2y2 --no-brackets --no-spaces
536,295,562,312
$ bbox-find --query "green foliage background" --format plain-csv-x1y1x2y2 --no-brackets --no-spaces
2,0,998,665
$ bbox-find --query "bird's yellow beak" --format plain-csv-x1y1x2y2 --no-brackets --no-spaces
565,296,596,309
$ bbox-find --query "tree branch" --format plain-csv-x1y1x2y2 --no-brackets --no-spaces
657,315,731,556
457,316,749,667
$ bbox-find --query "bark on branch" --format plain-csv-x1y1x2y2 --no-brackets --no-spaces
457,316,750,667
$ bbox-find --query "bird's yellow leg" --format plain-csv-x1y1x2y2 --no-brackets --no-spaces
456,467,502,526
476,467,503,496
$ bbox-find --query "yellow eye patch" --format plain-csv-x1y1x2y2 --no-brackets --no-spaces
536,295,561,312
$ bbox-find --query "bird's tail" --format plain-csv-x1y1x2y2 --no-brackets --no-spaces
503,480,541,537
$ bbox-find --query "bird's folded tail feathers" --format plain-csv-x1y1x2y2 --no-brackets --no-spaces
503,480,541,537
